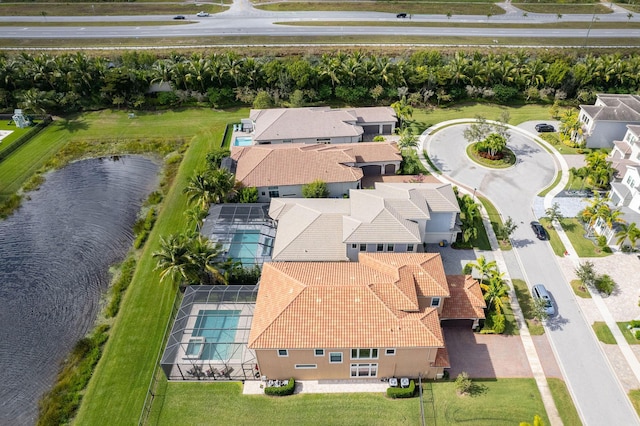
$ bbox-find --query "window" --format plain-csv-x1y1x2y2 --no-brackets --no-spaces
360,244,367,252
376,244,384,252
351,348,378,359
295,364,317,369
329,352,343,363
351,243,358,249
407,244,414,252
283,139,292,143
431,297,441,308
350,363,378,377
315,349,324,357
277,349,288,357
268,186,280,198
387,244,394,252
317,138,330,144
385,348,396,356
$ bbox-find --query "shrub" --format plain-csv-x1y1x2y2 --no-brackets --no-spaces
146,191,163,205
105,255,137,318
491,313,506,334
373,135,385,142
264,378,295,396
387,380,416,398
455,372,473,395
302,180,329,198
635,330,640,340
630,320,640,328
595,274,616,295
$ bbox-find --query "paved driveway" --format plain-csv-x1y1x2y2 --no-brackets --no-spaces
427,123,640,425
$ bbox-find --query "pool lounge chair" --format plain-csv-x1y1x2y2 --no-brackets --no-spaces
220,366,234,377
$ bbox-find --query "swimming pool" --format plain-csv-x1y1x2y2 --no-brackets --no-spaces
228,230,260,264
189,309,241,361
234,136,253,147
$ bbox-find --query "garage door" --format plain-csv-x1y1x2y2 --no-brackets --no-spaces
440,319,474,328
360,165,380,176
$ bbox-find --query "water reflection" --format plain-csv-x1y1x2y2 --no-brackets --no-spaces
0,156,159,425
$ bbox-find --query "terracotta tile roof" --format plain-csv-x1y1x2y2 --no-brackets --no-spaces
441,275,486,320
231,144,363,187
433,347,450,368
248,254,448,350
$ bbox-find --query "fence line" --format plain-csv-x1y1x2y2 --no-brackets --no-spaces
0,115,52,163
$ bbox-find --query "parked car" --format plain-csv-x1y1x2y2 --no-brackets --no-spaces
196,11,210,17
535,123,555,132
530,221,547,240
532,284,555,316
173,15,186,20
396,13,407,18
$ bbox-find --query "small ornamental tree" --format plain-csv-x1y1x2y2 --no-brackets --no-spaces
498,216,518,243
302,180,330,198
476,133,507,158
532,297,550,322
595,274,616,295
455,372,473,395
575,261,596,289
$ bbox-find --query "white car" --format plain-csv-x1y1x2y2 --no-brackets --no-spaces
196,11,210,17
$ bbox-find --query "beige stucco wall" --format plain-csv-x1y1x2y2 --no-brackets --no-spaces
255,347,440,380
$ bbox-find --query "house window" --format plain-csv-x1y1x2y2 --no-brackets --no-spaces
387,244,394,252
315,349,324,357
317,138,331,144
385,348,396,356
360,244,367,252
407,244,414,252
627,175,636,188
268,186,280,198
351,243,358,249
350,363,378,377
277,349,288,357
376,244,384,252
351,348,378,359
283,139,292,143
329,352,343,363
431,297,441,308
295,364,317,369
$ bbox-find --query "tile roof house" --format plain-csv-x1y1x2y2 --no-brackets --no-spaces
248,253,485,381
244,106,397,145
229,142,402,202
269,182,461,261
576,94,640,148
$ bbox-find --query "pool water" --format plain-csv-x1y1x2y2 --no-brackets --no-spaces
228,230,260,264
191,310,241,360
234,136,253,147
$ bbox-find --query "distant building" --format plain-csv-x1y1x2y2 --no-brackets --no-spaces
576,94,640,148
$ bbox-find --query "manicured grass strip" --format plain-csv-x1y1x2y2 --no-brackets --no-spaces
477,195,513,251
156,379,548,425
466,144,516,169
539,218,567,257
279,20,640,29
421,149,441,174
512,279,544,335
0,3,226,16
537,171,561,197
559,217,611,258
501,291,520,336
547,378,582,426
256,2,506,15
0,20,192,27
538,132,584,156
618,322,640,345
74,109,247,425
570,279,591,298
630,389,640,417
1,35,638,49
592,321,616,344
513,3,613,14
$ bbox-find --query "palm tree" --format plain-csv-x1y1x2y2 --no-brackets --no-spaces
616,222,640,249
545,202,563,227
153,234,193,285
187,235,227,285
208,168,237,204
184,172,214,210
397,127,418,151
466,255,498,281
480,272,508,314
184,205,207,232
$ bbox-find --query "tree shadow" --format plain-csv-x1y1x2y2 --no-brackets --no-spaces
511,238,535,248
468,381,488,397
546,314,569,331
57,117,89,133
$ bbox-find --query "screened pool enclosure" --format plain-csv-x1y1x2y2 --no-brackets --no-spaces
161,285,259,381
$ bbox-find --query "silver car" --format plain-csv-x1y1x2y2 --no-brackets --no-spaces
532,284,555,316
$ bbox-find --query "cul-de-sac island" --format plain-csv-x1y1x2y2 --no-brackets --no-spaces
2,1,640,425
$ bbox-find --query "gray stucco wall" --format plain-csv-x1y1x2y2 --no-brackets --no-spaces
587,121,640,149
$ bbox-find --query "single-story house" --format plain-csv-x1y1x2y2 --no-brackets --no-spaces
242,106,397,145
248,252,485,381
269,182,461,262
576,94,640,149
228,142,402,202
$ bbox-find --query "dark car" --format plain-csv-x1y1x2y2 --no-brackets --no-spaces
535,123,555,133
396,13,407,18
530,221,547,240
173,15,186,20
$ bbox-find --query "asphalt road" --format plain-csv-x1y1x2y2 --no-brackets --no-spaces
426,123,640,425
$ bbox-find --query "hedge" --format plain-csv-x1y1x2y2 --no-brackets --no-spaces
386,380,416,398
264,378,295,396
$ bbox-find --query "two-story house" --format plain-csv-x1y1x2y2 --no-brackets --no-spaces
248,253,485,381
576,94,640,149
268,182,461,262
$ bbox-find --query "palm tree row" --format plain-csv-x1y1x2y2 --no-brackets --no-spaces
4,50,640,113
466,255,509,314
579,194,624,237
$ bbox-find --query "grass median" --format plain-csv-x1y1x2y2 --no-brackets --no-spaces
0,3,226,16
256,1,505,15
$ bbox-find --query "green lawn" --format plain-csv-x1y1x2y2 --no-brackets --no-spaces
559,218,612,258
539,218,567,257
513,3,613,14
73,109,247,425
570,279,591,298
512,279,544,335
466,144,516,169
478,195,512,251
0,3,226,16
547,378,582,426
155,379,549,425
256,1,505,15
630,389,640,417
412,103,552,133
592,322,616,344
618,322,640,345
538,171,562,197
